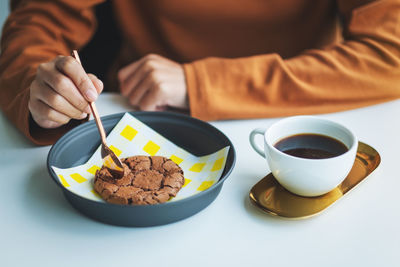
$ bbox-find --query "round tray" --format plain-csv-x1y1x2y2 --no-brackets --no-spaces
47,111,236,226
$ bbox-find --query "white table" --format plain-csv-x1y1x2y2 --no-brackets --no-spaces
1,93,399,267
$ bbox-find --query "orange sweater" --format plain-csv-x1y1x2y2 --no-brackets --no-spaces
1,0,400,145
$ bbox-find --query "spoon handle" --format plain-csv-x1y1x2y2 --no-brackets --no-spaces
89,102,108,146
71,50,108,146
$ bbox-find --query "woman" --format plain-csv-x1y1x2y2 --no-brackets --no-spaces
0,0,399,145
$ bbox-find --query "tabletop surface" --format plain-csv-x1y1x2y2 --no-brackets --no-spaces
1,93,399,267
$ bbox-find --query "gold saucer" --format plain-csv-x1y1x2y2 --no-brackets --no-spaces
249,142,381,219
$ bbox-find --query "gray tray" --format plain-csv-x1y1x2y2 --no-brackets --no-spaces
47,111,236,227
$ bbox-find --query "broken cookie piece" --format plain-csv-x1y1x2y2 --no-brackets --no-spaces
94,156,185,205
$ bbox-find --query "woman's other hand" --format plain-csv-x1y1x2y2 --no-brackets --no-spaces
118,54,188,111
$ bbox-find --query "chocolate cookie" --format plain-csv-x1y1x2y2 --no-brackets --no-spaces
94,156,185,205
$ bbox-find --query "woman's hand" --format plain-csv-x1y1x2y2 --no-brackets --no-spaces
29,56,103,128
118,54,188,111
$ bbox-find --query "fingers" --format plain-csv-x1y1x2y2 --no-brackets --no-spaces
54,55,98,102
37,61,91,114
31,79,88,120
118,57,146,86
29,100,69,128
118,54,188,111
139,85,167,111
118,55,155,85
88,73,104,94
127,72,157,107
29,55,105,129
118,54,171,97
29,84,74,129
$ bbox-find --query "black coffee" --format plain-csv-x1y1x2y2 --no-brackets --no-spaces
274,133,348,159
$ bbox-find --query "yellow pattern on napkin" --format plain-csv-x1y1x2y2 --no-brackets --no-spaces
51,113,230,202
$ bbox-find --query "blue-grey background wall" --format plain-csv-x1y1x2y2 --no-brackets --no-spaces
0,1,10,36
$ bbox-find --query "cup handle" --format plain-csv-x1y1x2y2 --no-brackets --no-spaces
249,128,267,158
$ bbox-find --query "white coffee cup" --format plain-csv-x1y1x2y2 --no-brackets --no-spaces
249,116,358,197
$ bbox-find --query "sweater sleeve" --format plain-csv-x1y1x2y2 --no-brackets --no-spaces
184,0,400,121
0,0,103,145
